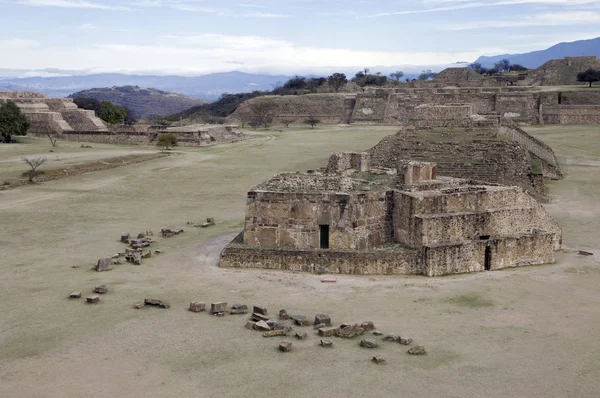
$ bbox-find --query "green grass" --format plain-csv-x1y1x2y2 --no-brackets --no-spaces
446,292,495,308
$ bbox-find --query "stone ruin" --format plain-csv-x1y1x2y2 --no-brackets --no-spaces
0,91,107,134
220,152,562,276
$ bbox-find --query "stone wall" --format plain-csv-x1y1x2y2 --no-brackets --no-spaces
326,152,370,174
544,106,600,125
220,239,423,275
243,189,394,251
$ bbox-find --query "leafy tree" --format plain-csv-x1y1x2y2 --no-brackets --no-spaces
327,73,348,92
418,69,438,80
486,68,499,76
494,59,511,73
22,157,47,182
469,62,488,75
123,107,137,125
352,71,388,87
390,70,404,81
577,69,600,87
98,101,127,124
0,101,30,143
72,97,102,114
157,133,178,151
283,75,307,90
304,116,320,129
509,64,528,72
281,119,295,128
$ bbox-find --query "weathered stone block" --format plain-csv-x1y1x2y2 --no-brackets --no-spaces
251,313,270,322
245,321,256,330
144,299,170,308
95,257,113,272
399,338,412,345
360,339,378,348
314,314,331,326
254,320,271,331
279,309,289,320
94,285,107,294
211,302,227,314
120,233,130,243
318,327,339,337
69,292,81,299
189,301,206,312
361,321,375,331
279,340,292,352
295,332,308,340
320,339,333,347
292,315,310,326
372,356,386,363
253,305,267,315
86,295,100,304
408,346,427,355
314,323,327,330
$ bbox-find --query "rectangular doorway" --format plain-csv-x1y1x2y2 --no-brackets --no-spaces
485,246,492,271
320,225,330,249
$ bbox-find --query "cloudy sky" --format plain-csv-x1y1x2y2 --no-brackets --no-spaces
1,0,599,75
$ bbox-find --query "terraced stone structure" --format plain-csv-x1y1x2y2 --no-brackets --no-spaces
220,154,561,276
0,91,107,133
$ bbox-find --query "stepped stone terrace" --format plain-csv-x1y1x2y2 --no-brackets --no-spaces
220,153,562,276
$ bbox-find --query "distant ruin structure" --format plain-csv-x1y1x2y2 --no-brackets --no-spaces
220,153,561,276
0,91,107,133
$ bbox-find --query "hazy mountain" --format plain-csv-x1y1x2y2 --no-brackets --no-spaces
0,71,292,100
69,86,209,120
475,37,600,69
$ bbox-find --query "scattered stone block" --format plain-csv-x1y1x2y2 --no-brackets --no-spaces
320,339,333,348
133,302,145,309
161,228,184,237
295,332,308,340
279,309,289,320
144,299,170,308
201,218,216,228
274,322,292,332
372,356,386,364
69,292,81,299
318,327,339,337
360,339,379,349
132,251,142,265
337,324,364,338
95,257,113,272
372,330,383,336
245,321,256,330
314,323,327,330
263,330,287,337
189,301,206,312
279,340,292,352
253,305,267,315
383,334,398,342
71,264,80,269
408,346,427,355
579,250,593,256
230,304,248,314
254,320,271,332
266,319,277,329
361,321,375,331
251,313,270,322
94,285,108,294
142,251,152,259
211,302,227,314
314,314,331,326
399,338,413,346
292,315,310,326
86,295,100,304
137,233,146,239
120,233,131,243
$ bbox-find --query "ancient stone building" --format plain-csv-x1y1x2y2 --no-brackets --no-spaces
0,91,107,133
220,153,562,276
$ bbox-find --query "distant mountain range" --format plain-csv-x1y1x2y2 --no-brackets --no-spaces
0,71,292,101
475,37,600,69
69,86,208,119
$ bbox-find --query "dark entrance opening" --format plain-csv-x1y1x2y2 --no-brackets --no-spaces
484,246,492,271
320,225,330,249
480,235,490,240
558,92,562,104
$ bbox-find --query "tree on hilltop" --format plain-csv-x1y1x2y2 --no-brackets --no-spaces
577,69,600,87
494,59,511,73
509,64,528,72
0,101,30,143
390,70,405,82
327,73,348,92
98,101,127,124
418,69,438,80
469,62,488,75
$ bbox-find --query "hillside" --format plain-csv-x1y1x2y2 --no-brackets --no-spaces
68,86,208,119
475,37,600,68
0,71,292,100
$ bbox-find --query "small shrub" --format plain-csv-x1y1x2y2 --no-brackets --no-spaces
157,134,178,151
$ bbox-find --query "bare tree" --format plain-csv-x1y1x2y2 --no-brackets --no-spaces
248,101,276,128
281,119,295,128
304,116,320,129
46,132,59,147
22,157,47,182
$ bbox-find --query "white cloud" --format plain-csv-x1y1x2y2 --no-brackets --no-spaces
243,12,289,18
17,0,129,10
443,11,600,30
75,23,97,30
0,39,40,49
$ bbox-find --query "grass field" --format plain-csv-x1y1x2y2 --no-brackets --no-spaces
0,124,599,398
